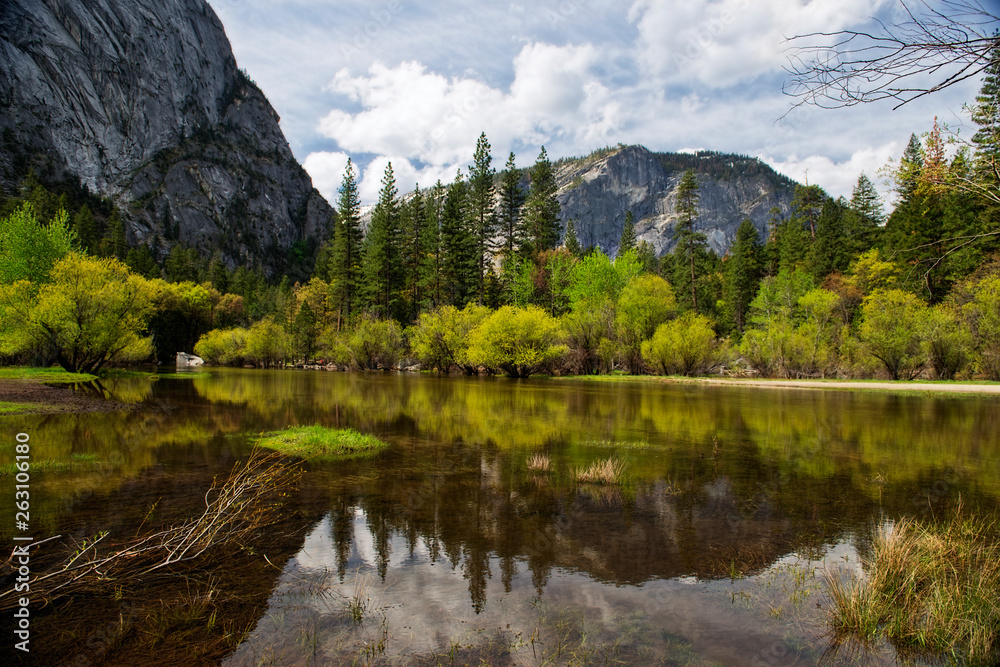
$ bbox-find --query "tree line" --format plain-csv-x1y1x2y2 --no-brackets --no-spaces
2,47,1000,379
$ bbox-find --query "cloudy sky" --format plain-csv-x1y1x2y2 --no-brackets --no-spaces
207,0,990,206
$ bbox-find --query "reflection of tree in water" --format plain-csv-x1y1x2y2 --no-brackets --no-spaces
315,436,943,612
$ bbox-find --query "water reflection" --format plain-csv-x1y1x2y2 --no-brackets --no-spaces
3,369,997,665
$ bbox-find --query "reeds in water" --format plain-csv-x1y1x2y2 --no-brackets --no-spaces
572,457,626,485
826,510,1000,665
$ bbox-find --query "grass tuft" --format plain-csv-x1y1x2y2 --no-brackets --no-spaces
526,453,551,473
827,509,1000,665
572,457,626,485
257,426,388,462
0,366,96,383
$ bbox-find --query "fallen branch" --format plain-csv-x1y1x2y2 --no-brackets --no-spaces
0,449,300,611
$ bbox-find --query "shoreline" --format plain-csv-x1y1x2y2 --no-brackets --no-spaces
0,378,130,415
555,374,1000,395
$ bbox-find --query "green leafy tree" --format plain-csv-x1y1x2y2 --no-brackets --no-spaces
465,305,567,378
618,210,637,257
561,299,616,375
245,316,290,368
642,311,719,376
194,327,249,366
962,274,1000,380
348,315,406,370
858,289,928,380
0,204,75,283
410,303,491,373
521,147,561,255
922,302,972,379
0,253,157,373
615,273,677,374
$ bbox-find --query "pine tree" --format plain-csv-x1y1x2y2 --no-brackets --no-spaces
440,171,476,306
791,183,825,240
330,159,363,324
809,198,851,279
673,169,706,311
521,147,561,256
498,151,524,258
468,133,497,304
563,218,582,257
847,173,884,253
618,210,637,257
421,181,446,309
360,162,402,319
725,218,763,333
400,187,427,322
972,41,1000,189
73,204,98,253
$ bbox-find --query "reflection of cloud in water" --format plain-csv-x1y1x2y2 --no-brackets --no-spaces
227,508,865,666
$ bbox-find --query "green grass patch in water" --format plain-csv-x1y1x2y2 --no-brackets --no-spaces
256,426,388,462
156,372,211,380
0,453,101,476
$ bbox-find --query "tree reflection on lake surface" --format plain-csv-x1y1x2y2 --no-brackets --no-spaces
4,369,997,665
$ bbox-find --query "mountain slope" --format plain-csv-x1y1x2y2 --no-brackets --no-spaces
555,145,797,257
0,0,332,273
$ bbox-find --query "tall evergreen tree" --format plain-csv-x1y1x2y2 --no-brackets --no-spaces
401,187,428,322
673,169,706,311
360,162,402,319
809,197,852,279
725,218,763,333
563,218,582,257
791,183,825,240
468,132,497,304
440,171,476,306
847,173,884,253
498,151,525,258
421,180,446,309
521,147,561,255
330,158,363,324
971,41,1000,190
618,210,637,257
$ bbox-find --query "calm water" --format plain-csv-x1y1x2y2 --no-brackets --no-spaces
4,369,1000,665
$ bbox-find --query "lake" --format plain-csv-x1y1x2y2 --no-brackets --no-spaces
4,369,999,665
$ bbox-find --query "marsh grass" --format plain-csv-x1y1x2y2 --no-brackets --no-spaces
827,511,1000,665
572,457,626,485
526,453,551,473
257,426,388,462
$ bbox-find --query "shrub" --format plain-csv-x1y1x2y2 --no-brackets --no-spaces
642,312,719,376
409,303,490,373
465,305,567,378
194,328,249,366
858,289,928,380
348,315,405,370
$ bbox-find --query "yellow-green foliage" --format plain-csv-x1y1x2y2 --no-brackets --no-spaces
615,273,677,373
0,253,156,373
963,275,1000,380
642,311,718,376
347,315,405,370
257,426,388,462
194,328,250,366
245,317,290,368
859,289,928,380
0,203,75,284
409,303,490,372
465,305,567,377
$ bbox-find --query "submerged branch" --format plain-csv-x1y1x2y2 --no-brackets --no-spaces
0,449,300,611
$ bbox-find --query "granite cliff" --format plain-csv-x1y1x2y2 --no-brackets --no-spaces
0,0,333,273
555,145,798,257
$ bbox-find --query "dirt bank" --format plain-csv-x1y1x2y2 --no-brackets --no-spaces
0,379,130,414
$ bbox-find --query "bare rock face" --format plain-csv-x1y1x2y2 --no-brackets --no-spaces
556,146,796,257
0,0,333,273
